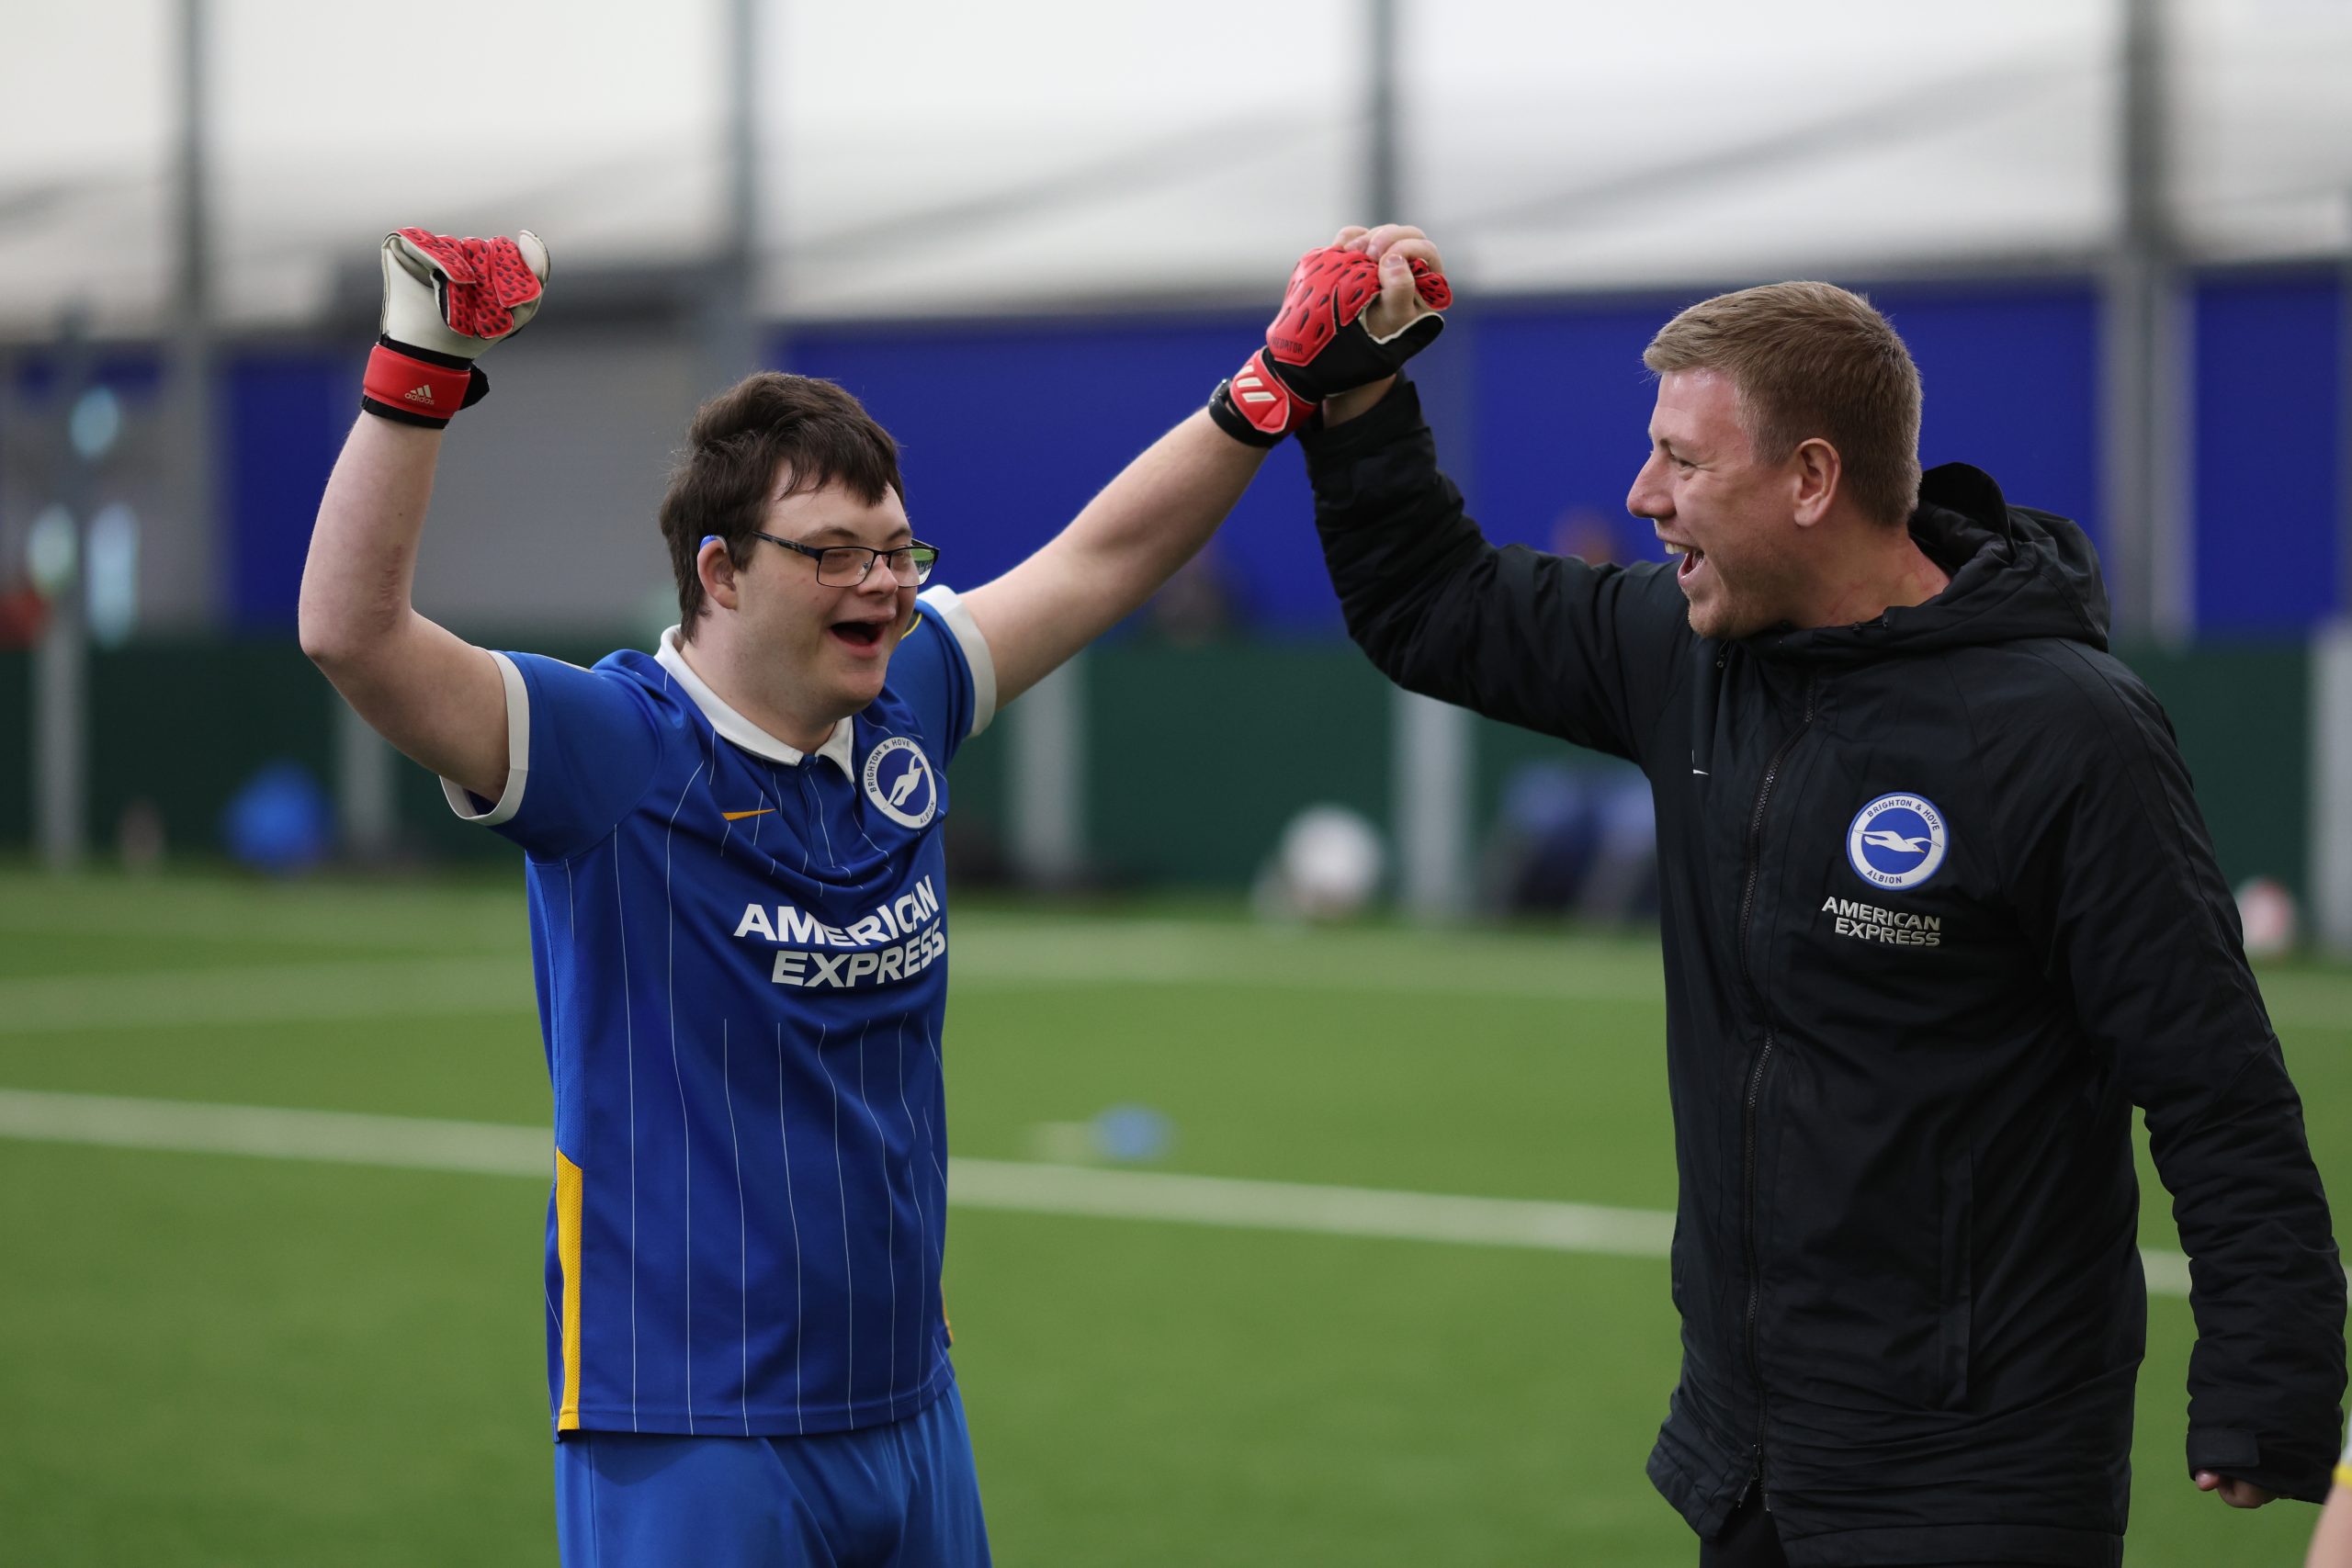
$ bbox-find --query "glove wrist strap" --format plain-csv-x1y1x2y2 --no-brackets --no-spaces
1207,348,1317,447
361,336,487,428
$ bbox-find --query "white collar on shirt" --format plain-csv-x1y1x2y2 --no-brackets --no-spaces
654,626,857,779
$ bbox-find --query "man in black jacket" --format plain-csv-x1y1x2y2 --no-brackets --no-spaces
1275,226,2345,1567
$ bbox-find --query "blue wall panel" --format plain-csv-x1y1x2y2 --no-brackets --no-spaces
791,287,2102,634
2192,275,2343,634
1874,283,2102,555
1460,297,1681,563
786,317,1336,634
1455,284,2102,588
225,350,346,629
182,277,2315,639
10,351,164,400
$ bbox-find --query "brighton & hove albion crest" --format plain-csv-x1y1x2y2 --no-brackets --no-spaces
863,735,938,829
1846,793,1948,891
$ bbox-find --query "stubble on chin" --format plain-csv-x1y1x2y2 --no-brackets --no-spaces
1680,585,1734,641
1680,573,1782,641
1689,603,1777,642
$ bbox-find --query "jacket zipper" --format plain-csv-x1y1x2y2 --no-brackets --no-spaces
1734,673,1817,1503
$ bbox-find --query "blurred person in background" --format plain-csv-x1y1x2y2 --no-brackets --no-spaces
1551,502,1626,568
1480,508,1660,922
295,225,1393,1568
1142,537,1247,645
1481,761,1657,922
1250,222,2344,1567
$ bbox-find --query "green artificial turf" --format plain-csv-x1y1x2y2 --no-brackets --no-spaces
0,870,2346,1565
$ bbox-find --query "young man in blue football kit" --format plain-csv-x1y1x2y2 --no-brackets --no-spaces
297,227,1446,1567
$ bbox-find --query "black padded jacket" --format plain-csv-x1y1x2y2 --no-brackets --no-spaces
1300,380,2345,1567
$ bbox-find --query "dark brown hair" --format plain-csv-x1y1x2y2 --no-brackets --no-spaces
1644,281,1923,528
658,372,905,637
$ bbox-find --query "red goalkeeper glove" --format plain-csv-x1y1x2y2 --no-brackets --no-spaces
1208,244,1452,446
360,228,550,429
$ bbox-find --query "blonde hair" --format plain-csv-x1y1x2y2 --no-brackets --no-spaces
1644,281,1923,528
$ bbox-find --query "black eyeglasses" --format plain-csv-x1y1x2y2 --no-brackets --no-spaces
750,531,940,588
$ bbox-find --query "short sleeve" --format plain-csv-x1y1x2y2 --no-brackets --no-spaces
440,650,665,861
889,585,996,766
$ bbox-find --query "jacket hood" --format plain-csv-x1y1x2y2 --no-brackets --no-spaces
1751,463,2110,664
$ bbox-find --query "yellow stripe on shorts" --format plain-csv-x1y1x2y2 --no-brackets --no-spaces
556,1150,584,1432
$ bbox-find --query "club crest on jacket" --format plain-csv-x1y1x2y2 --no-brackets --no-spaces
1846,793,1948,891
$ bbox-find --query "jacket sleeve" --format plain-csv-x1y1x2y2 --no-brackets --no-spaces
1296,378,1693,766
2005,644,2346,1501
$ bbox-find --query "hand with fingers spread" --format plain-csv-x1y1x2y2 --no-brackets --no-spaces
361,228,551,428
1207,223,1451,446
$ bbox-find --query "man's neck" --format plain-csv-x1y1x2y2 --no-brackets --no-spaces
675,631,841,754
1803,529,1951,629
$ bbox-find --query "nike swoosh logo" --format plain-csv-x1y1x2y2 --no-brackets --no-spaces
721,808,775,821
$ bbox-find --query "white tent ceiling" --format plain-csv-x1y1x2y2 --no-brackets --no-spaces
3,0,2348,336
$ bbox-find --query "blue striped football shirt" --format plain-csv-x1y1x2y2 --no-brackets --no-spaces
443,586,995,1438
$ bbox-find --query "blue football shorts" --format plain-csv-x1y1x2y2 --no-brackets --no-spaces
555,1380,990,1568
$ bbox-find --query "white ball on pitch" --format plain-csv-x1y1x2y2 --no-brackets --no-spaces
1267,804,1387,920
2234,875,2300,959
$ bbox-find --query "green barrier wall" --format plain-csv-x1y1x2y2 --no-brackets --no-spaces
1,637,336,863
1084,643,1395,887
0,650,26,847
2129,643,2311,900
0,636,2316,902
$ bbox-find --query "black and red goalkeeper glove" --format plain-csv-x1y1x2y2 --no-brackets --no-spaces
360,228,550,429
1208,244,1452,446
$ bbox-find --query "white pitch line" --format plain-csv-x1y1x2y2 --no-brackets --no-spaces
0,1088,2194,1293
944,1157,1674,1258
0,1085,548,1175
0,958,536,1035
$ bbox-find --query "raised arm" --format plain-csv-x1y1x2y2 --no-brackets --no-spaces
297,229,550,804
1288,225,1692,764
300,417,507,801
1298,378,1692,764
956,225,1458,708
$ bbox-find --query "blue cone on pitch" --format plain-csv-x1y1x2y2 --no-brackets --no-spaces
1093,1105,1174,1164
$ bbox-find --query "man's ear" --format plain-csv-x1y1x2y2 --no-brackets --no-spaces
1790,438,1842,528
699,535,741,612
